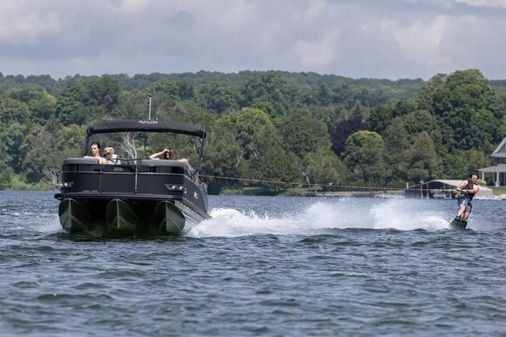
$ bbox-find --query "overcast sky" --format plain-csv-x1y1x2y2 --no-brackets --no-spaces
1,0,505,80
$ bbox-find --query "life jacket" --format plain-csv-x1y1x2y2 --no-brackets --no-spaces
463,179,476,200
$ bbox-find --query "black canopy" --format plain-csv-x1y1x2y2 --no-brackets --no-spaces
86,120,206,139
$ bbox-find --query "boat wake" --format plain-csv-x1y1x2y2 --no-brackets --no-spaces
186,199,451,238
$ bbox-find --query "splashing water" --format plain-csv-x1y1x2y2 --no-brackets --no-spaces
19,195,452,237
186,198,451,238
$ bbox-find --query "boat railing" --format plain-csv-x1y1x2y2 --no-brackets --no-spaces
60,158,190,196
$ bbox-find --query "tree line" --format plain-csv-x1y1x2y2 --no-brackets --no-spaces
0,69,505,193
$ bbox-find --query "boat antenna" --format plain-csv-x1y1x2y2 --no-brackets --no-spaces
148,94,152,120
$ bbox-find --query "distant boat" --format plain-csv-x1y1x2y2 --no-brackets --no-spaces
54,119,210,237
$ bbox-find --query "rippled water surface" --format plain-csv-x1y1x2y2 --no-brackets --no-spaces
0,191,505,336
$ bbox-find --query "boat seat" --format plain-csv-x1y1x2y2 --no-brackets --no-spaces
64,158,100,165
140,159,192,175
140,159,188,168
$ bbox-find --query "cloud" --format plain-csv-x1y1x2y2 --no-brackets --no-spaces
0,0,505,79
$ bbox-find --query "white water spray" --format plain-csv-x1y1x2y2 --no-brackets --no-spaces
186,198,451,238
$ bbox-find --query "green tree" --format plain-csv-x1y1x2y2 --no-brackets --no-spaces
401,109,442,147
240,72,294,116
242,144,300,192
330,105,366,157
22,119,61,183
305,149,346,187
318,82,332,105
7,87,56,123
85,75,121,111
0,122,31,173
221,107,302,192
406,131,442,182
0,141,11,189
417,69,504,154
55,83,87,125
343,130,386,186
222,107,274,160
444,149,491,180
383,117,410,185
198,82,238,114
0,97,30,125
202,125,242,193
280,115,331,159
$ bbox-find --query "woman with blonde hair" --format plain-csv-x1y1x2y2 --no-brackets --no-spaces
103,147,120,164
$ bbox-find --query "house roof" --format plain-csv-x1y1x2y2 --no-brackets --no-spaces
478,165,506,173
491,137,506,158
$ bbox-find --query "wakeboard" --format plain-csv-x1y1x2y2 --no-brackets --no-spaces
450,216,467,230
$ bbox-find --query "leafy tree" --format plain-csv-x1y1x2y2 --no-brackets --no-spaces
0,97,30,125
383,117,410,184
330,105,366,157
305,149,346,187
343,130,386,186
22,119,61,183
0,141,11,189
0,122,31,173
115,90,151,120
6,88,56,123
198,82,238,114
176,81,195,100
367,100,416,133
318,82,332,105
240,125,301,192
240,72,294,116
367,103,395,134
85,75,121,111
406,131,442,182
280,115,331,160
55,83,87,125
201,125,242,193
219,107,302,192
443,149,492,180
221,107,274,160
242,144,300,192
417,69,504,154
54,124,86,159
401,109,442,147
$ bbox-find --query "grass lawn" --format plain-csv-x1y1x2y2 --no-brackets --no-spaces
491,186,506,196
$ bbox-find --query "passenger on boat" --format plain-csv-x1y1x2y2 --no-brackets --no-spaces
149,147,194,172
84,142,107,164
103,147,121,164
149,147,174,160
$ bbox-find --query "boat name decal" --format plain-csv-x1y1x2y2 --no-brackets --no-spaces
138,120,158,125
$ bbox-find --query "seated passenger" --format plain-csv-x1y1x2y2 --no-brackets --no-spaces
179,158,195,176
149,147,175,160
84,142,107,165
149,147,192,170
103,147,121,165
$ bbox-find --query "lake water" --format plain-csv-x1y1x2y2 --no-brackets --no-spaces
0,191,505,336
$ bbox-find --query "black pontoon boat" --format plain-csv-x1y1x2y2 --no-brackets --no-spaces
54,119,209,236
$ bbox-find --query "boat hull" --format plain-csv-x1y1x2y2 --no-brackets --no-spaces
154,201,186,235
57,197,208,237
58,198,91,233
106,199,140,235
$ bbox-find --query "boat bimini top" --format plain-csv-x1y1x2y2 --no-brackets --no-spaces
83,119,207,172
